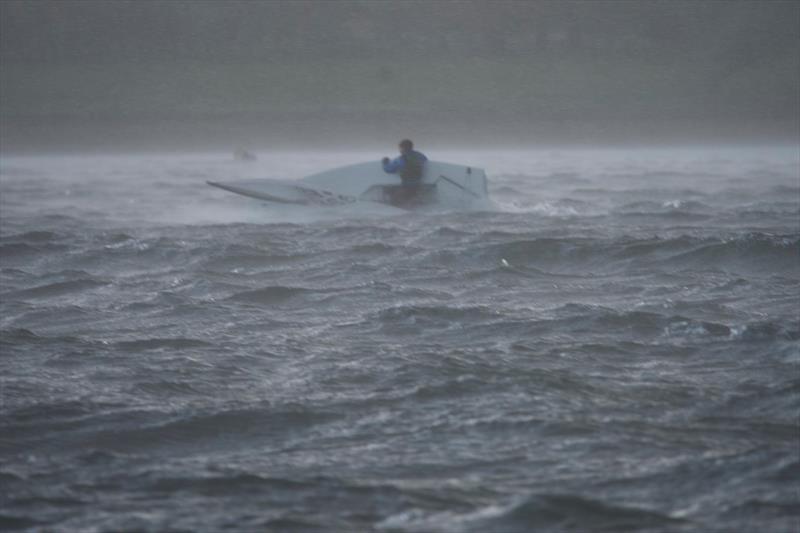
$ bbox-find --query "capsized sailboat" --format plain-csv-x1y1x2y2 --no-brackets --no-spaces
208,160,489,209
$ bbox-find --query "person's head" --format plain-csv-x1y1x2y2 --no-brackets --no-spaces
399,139,413,153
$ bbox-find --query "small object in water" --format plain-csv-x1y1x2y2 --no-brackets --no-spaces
501,258,510,267
234,149,257,161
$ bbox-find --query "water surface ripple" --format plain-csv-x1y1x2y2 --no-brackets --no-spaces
1,148,798,532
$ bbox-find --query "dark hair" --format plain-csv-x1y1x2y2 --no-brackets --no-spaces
399,139,413,151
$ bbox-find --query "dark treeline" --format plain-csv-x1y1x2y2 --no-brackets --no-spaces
2,0,797,69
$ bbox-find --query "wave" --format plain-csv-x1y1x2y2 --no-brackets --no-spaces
147,472,313,495
5,400,98,425
320,225,405,239
83,404,340,453
483,238,590,268
663,233,799,273
199,241,311,270
0,327,39,342
613,200,713,220
102,232,135,244
730,321,800,342
228,285,312,304
5,278,108,299
772,459,800,482
377,304,500,326
0,514,40,530
524,306,795,344
0,328,87,349
349,242,401,253
472,493,684,532
662,317,731,338
0,471,24,484
616,200,711,212
113,337,212,351
495,197,595,216
0,230,62,242
516,202,581,216
451,305,736,344
479,233,799,274
609,235,697,260
617,211,713,221
130,379,204,396
204,252,304,270
0,242,68,258
39,214,83,224
557,307,731,340
378,493,683,533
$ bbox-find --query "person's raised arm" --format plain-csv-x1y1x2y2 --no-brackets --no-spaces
382,156,405,174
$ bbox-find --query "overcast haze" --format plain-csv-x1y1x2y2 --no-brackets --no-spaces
1,0,798,151
2,3,800,531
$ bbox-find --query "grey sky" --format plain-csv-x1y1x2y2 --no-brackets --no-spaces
1,0,797,150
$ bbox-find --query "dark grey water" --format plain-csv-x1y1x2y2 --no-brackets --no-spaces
1,148,798,532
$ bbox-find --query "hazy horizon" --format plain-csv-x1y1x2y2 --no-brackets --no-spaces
1,0,798,152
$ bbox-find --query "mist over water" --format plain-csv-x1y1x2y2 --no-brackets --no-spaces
2,1,799,532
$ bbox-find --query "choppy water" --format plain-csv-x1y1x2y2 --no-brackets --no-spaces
1,147,798,532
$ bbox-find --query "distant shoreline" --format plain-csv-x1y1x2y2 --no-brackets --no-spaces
1,113,797,154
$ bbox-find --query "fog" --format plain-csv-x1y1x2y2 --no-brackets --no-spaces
1,0,798,152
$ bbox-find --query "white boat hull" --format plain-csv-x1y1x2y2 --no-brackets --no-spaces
208,160,489,210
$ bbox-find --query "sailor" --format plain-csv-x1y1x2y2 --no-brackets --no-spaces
382,139,428,194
